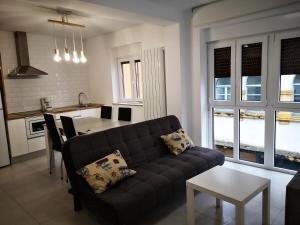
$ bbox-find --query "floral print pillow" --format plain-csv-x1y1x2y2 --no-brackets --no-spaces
77,150,136,193
160,129,194,155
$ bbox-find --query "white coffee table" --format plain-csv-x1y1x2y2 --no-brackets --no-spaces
186,166,270,225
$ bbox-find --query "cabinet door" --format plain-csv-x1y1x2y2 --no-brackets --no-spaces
8,119,29,157
81,108,100,118
28,137,46,153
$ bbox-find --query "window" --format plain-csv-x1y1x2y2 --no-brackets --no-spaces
213,108,234,158
213,47,232,101
275,111,300,171
121,61,132,99
241,43,262,101
118,57,143,102
279,37,300,102
239,109,265,164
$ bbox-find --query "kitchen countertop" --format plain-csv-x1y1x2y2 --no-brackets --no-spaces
7,103,103,120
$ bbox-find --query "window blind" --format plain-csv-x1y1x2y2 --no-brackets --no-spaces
281,37,300,75
241,43,262,77
214,47,231,78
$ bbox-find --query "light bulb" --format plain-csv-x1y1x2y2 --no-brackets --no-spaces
72,50,80,64
64,48,71,61
80,50,87,63
53,48,61,62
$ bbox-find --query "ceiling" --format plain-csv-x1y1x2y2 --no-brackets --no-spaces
144,0,218,10
0,0,172,39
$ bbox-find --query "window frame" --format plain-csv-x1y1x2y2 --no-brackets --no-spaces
273,29,300,108
236,35,268,107
117,55,143,103
208,40,236,107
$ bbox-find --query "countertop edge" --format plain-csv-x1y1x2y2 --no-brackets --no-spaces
7,104,103,120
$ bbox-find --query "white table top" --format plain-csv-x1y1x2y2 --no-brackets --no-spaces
57,117,131,134
186,166,270,205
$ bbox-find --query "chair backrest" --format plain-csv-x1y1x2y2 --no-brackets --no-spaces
43,113,63,151
101,106,112,119
60,116,77,140
118,107,132,121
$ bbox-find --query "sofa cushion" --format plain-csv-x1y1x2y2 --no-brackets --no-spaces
160,128,194,155
89,147,224,224
77,150,136,194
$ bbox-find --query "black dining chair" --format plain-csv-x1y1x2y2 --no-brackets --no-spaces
43,113,65,180
101,105,112,119
60,116,77,140
118,107,132,121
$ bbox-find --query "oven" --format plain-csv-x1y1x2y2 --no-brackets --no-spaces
25,116,46,139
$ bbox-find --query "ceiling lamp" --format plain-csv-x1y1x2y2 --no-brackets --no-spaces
48,13,87,64
53,25,62,62
80,29,87,63
72,31,79,64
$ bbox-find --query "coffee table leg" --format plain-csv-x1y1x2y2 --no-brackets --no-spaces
186,186,195,225
236,205,244,225
216,198,223,208
263,185,270,225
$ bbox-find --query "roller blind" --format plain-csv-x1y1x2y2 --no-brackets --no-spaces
281,37,300,75
241,43,262,77
214,47,231,78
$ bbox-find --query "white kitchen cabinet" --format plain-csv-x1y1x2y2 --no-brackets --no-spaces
28,136,46,153
80,108,100,118
8,119,29,157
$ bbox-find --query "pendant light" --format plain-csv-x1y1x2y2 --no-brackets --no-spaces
63,22,71,61
72,31,80,64
80,29,87,63
53,24,61,62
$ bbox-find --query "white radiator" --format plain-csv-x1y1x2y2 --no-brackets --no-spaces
141,48,167,120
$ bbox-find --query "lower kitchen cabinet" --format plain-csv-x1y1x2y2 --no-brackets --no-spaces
7,119,29,157
27,136,46,153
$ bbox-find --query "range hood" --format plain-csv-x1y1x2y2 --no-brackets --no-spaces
7,32,48,79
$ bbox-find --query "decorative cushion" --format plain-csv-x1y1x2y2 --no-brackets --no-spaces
77,150,136,193
160,129,194,155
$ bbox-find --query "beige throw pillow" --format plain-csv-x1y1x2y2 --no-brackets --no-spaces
77,150,136,193
160,129,194,155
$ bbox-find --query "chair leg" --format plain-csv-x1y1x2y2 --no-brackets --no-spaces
60,156,63,180
49,150,53,175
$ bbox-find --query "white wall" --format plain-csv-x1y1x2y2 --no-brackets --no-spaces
0,31,89,113
86,23,183,123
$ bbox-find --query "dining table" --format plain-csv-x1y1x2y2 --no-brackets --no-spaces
45,117,132,169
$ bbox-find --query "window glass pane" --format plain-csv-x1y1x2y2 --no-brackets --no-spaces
121,62,132,99
215,78,231,100
275,111,300,171
241,43,262,101
280,74,300,102
214,47,231,100
239,109,265,164
213,108,234,158
135,60,143,99
280,37,300,102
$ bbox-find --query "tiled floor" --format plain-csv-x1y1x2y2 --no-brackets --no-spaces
0,153,292,225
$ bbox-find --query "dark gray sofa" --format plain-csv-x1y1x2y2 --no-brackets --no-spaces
63,115,225,225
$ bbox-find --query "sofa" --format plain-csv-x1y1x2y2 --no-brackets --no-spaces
285,171,300,225
63,115,225,225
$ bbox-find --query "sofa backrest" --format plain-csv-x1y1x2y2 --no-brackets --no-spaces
63,115,181,171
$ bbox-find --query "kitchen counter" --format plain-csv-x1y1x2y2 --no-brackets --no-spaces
7,103,103,120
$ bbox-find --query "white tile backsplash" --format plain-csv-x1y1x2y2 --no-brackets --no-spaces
0,31,89,113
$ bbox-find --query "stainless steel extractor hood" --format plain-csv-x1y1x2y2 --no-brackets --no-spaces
7,32,48,79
